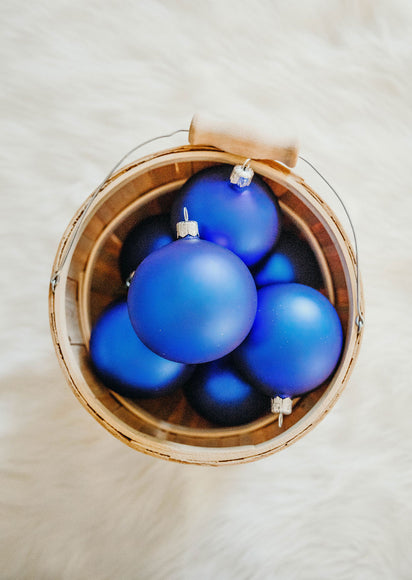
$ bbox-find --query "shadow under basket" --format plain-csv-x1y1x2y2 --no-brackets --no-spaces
49,145,364,465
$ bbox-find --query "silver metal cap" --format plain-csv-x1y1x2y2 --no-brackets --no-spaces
230,160,254,188
271,396,292,428
176,207,199,239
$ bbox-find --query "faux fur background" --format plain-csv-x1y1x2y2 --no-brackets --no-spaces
2,1,412,578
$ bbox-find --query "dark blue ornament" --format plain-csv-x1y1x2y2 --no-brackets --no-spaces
185,358,270,427
127,235,257,364
234,283,343,398
89,300,192,398
254,231,322,288
118,214,173,283
171,165,281,267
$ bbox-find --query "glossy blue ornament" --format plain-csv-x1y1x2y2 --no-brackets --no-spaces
89,300,192,398
127,214,258,364
118,214,173,282
254,231,322,288
171,164,281,267
235,283,343,398
185,358,270,426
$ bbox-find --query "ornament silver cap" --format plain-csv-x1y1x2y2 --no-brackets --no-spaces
176,207,199,239
271,396,292,428
125,270,135,288
230,159,254,188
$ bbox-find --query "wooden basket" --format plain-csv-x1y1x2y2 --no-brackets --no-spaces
49,144,364,465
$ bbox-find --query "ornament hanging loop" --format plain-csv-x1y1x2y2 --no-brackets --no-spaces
278,412,284,428
242,158,252,169
125,270,135,288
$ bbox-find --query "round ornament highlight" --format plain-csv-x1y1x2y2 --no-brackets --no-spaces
235,283,343,398
171,164,281,267
89,300,192,398
127,211,258,364
185,358,270,427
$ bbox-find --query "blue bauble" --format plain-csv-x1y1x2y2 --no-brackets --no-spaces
118,214,173,282
185,358,270,427
89,300,192,398
171,165,281,267
234,283,343,398
254,231,322,288
128,237,258,364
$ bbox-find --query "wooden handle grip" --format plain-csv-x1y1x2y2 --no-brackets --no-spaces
189,113,299,168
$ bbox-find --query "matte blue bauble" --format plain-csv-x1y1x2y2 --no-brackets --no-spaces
185,358,270,426
254,231,322,288
128,237,258,364
89,301,192,398
171,165,281,267
234,284,343,398
118,214,173,282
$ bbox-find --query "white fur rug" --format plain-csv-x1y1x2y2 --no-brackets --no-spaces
2,1,412,578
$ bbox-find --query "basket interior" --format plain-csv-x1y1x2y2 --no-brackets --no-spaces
62,150,352,454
